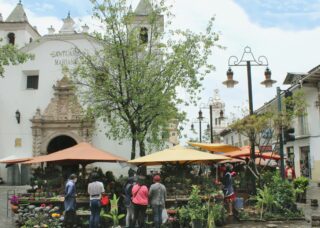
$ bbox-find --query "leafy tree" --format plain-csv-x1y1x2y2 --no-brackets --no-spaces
229,90,307,186
73,0,221,167
0,41,33,77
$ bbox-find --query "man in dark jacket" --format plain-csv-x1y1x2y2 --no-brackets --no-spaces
64,174,77,227
149,175,166,228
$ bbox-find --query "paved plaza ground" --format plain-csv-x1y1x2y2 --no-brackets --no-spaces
1,183,319,227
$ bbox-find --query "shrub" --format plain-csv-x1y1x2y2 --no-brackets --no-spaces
293,176,309,194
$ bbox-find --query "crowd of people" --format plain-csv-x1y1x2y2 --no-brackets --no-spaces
62,160,297,227
63,172,167,228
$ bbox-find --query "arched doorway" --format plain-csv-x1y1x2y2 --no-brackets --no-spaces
47,135,77,153
47,135,78,180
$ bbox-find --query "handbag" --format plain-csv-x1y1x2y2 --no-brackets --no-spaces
162,208,168,224
100,194,109,206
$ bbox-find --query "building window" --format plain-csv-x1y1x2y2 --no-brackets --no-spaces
286,146,294,163
298,115,308,135
299,146,310,178
29,37,33,43
26,75,39,89
215,118,217,126
226,138,229,144
231,136,234,145
140,27,148,44
7,32,15,45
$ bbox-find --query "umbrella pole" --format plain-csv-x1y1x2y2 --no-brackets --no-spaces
216,164,218,180
81,164,87,179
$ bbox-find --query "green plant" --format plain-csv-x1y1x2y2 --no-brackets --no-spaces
254,186,279,219
20,211,62,228
293,176,309,194
271,174,296,212
178,206,190,225
188,185,207,221
100,194,125,226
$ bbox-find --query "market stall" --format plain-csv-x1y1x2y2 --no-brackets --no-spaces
128,145,230,200
8,142,126,227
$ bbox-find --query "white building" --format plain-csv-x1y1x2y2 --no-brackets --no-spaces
221,65,320,182
209,89,227,142
0,1,177,184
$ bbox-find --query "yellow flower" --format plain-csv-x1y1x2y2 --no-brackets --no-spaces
51,213,60,218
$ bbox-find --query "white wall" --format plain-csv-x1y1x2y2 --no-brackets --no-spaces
0,35,133,181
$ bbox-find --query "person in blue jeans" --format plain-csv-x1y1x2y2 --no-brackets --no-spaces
88,172,105,228
149,175,167,228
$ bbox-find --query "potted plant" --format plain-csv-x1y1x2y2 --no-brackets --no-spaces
293,176,309,203
100,194,125,228
186,185,206,228
207,202,226,227
9,195,19,213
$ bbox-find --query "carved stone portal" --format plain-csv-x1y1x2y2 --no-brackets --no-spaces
31,72,94,156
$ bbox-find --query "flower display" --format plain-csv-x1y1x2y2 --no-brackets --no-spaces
9,195,19,205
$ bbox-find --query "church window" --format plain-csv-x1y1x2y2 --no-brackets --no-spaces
7,33,15,45
140,27,148,44
26,75,39,89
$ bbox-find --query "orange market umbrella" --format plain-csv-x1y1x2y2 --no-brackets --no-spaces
188,142,240,153
218,158,245,164
224,146,280,160
23,142,127,165
0,157,32,164
128,145,231,166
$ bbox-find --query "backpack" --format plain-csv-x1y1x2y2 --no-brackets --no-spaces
124,183,133,206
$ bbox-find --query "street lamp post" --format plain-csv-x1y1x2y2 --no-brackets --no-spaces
223,46,276,191
191,109,209,142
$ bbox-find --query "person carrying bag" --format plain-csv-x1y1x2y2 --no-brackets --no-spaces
131,177,148,228
149,175,167,228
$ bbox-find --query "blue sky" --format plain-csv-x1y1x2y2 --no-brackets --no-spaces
9,0,320,30
2,0,320,141
235,0,320,30
17,0,92,18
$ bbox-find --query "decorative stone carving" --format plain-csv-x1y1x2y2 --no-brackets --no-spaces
31,71,94,156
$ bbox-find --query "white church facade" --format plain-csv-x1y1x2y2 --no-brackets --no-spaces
0,1,178,184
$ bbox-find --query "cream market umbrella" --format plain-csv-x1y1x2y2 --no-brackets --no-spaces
188,142,240,153
128,145,231,166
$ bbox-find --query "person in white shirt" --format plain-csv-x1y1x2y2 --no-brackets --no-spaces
88,172,105,228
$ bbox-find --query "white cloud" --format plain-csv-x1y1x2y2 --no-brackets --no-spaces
1,0,320,144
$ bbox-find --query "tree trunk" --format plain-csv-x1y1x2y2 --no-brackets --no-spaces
128,136,137,177
138,139,147,176
131,137,136,160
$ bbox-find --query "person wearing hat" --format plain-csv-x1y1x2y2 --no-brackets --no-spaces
64,173,77,227
222,164,235,216
149,175,167,228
